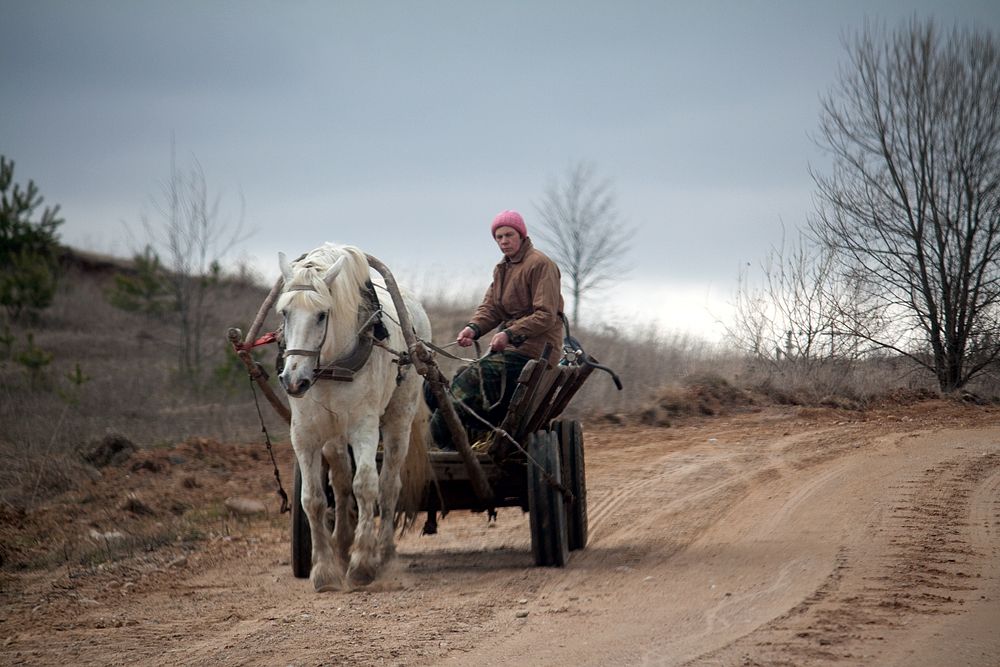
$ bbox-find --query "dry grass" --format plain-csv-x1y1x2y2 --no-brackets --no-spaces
0,260,285,509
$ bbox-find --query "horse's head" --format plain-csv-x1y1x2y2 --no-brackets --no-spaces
275,250,347,397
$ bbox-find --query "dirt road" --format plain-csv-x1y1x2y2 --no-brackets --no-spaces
2,401,999,665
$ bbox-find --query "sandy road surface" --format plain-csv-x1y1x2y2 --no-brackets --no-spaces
2,401,999,666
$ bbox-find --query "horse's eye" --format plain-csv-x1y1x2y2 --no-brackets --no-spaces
279,309,287,319
317,312,326,323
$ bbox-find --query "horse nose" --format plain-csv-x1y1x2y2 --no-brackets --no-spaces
283,376,311,397
280,371,308,396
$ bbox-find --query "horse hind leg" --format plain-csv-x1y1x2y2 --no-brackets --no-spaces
376,443,404,565
375,397,422,565
378,436,409,563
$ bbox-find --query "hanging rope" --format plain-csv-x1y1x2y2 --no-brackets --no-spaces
248,373,290,514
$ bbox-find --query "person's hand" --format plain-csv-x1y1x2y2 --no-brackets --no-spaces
489,330,509,352
456,326,476,347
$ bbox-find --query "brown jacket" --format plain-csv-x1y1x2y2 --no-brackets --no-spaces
468,238,565,362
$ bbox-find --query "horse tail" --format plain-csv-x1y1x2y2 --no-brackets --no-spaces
396,398,432,532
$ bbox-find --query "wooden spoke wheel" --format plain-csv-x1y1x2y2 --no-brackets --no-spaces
527,430,569,567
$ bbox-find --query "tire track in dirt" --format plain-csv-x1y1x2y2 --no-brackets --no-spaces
447,422,876,667
696,435,1000,666
583,424,844,541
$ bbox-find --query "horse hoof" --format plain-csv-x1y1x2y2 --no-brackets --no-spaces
311,562,342,593
347,564,376,588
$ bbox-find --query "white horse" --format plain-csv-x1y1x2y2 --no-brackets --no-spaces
276,243,431,591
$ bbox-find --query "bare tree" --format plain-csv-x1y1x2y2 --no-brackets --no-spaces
534,161,633,328
810,18,1000,392
141,143,246,386
727,226,864,366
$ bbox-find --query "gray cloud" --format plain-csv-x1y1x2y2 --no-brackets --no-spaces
2,0,998,335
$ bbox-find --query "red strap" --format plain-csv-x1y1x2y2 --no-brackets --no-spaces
235,331,278,352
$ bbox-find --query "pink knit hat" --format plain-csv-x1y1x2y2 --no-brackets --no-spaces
491,210,527,238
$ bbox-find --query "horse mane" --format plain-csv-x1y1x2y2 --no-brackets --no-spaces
276,243,371,354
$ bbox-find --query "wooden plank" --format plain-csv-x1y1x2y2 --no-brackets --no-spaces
545,362,596,422
488,358,547,459
522,365,563,421
519,365,572,438
504,358,555,445
530,365,582,429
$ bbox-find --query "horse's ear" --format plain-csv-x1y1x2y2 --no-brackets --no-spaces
323,255,346,287
279,252,293,283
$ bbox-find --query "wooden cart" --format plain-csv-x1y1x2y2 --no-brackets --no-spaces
228,255,619,577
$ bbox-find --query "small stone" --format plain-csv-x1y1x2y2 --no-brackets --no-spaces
224,497,266,516
515,610,529,618
518,599,528,604
90,529,126,543
120,495,155,516
167,556,187,568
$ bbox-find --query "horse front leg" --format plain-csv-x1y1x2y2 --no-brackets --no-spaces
322,439,356,573
346,416,380,588
296,446,340,593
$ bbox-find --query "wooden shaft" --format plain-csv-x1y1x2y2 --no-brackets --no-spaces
244,276,284,346
413,341,494,502
365,253,494,503
227,327,291,424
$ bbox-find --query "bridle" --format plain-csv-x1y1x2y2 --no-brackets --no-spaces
279,282,388,382
280,285,331,359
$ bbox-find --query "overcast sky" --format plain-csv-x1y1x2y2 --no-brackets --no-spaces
3,1,998,340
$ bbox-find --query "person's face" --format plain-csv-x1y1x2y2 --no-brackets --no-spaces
494,226,523,257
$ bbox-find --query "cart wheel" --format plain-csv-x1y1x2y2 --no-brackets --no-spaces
291,460,311,578
553,419,588,551
527,430,569,567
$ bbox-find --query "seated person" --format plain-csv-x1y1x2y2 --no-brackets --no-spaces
430,209,565,449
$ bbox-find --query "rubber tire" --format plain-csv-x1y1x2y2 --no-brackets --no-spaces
527,430,569,567
291,460,311,579
554,419,588,551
